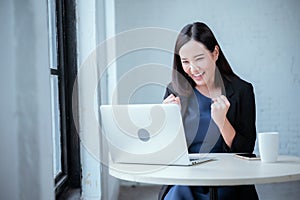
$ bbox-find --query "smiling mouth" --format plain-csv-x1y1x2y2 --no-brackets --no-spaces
192,71,205,77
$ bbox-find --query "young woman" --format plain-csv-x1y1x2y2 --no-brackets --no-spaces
159,22,259,200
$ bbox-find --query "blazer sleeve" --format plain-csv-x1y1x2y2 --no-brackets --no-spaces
163,87,172,99
226,83,257,153
163,83,178,99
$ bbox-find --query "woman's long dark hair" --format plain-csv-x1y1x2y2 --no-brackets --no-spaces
172,22,237,96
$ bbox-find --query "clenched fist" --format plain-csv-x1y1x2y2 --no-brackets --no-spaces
211,95,230,130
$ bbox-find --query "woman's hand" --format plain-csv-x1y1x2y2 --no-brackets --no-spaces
211,95,236,147
211,95,230,130
163,94,181,110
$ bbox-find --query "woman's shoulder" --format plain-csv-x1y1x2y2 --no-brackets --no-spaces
226,75,254,93
231,76,253,87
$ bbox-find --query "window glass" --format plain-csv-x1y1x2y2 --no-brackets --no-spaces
50,75,62,177
47,0,58,69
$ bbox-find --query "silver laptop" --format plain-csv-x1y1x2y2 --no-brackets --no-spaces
100,104,214,166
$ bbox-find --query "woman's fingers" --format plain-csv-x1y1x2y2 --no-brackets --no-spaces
212,95,229,109
220,95,230,107
174,96,181,104
162,94,173,103
163,94,181,110
163,94,177,104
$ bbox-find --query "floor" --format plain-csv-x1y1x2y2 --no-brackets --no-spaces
118,181,300,200
58,188,81,200
60,181,300,200
118,184,161,200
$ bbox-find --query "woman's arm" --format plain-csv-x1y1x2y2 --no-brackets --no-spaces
211,95,236,148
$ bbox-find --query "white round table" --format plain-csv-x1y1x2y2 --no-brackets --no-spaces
109,153,300,199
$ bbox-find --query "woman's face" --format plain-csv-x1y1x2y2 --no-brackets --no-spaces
179,40,219,88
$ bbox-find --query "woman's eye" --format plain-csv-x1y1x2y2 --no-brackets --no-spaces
182,61,189,65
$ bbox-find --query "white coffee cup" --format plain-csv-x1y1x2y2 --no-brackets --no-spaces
258,132,279,163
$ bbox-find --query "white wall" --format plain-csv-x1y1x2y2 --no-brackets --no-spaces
0,0,54,200
76,0,102,199
76,0,119,199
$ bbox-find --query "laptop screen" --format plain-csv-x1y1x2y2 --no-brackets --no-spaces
100,104,191,165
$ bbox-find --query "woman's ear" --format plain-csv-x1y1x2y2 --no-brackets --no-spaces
213,45,219,61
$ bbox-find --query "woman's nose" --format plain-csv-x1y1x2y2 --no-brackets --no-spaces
190,64,199,72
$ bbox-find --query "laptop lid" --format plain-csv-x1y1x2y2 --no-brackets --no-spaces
100,104,192,166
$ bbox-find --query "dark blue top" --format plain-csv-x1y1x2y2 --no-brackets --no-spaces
188,88,224,153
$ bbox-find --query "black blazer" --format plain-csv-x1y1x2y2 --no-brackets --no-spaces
158,76,258,200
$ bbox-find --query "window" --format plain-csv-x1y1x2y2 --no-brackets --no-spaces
47,0,80,197
48,0,61,178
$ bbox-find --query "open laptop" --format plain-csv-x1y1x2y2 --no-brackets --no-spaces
100,104,214,166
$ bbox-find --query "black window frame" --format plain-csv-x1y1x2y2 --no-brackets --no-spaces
48,0,81,198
